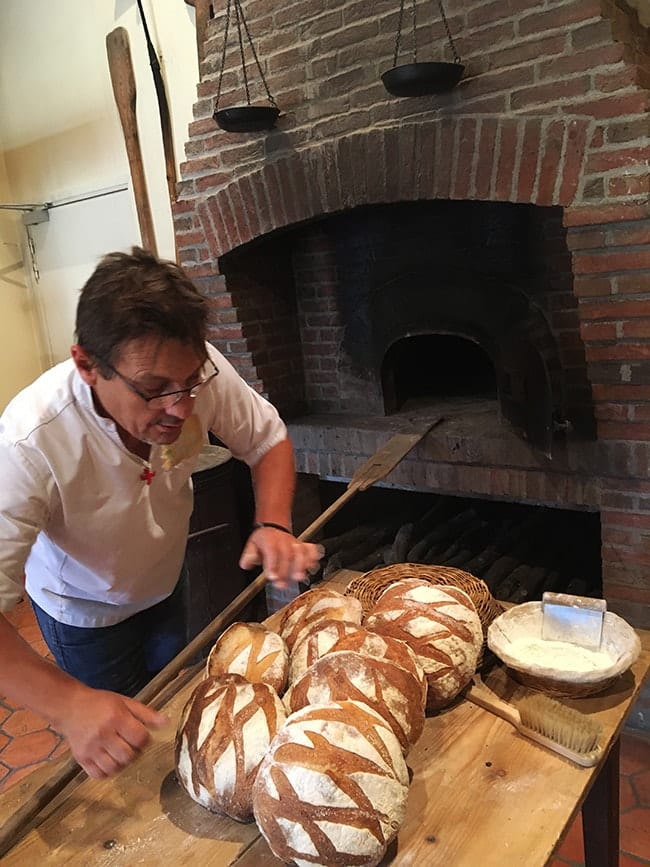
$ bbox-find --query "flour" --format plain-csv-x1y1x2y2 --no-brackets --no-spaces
508,638,613,673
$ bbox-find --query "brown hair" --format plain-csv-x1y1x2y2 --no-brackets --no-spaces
75,247,208,371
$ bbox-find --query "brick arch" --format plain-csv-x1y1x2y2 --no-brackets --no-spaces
197,117,591,261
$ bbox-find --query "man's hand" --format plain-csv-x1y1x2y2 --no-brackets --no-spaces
239,527,324,589
59,685,169,778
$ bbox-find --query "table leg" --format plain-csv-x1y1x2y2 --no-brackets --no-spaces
582,738,620,867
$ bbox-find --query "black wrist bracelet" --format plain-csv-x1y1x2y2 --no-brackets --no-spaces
253,521,293,535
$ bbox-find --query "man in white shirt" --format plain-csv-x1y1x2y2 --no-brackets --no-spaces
0,247,322,779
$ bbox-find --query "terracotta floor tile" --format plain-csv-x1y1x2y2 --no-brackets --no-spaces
0,704,11,726
621,775,638,811
51,739,70,761
620,805,650,862
620,731,650,776
632,768,650,808
555,812,584,863
4,601,33,630
2,707,50,737
18,622,45,646
620,853,650,867
0,729,60,767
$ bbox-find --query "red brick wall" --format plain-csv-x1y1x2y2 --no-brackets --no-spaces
174,0,650,626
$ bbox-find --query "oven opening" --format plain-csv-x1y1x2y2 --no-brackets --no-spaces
382,334,497,414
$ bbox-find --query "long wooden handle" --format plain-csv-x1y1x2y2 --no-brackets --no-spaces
0,425,438,854
0,481,358,855
106,27,157,255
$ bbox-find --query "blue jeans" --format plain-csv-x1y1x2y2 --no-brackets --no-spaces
31,577,187,698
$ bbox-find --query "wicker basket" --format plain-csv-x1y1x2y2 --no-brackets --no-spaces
503,668,620,699
345,563,504,668
487,602,642,699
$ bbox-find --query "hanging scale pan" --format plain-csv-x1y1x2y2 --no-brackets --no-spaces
382,61,463,97
212,0,280,132
382,0,464,98
214,105,280,133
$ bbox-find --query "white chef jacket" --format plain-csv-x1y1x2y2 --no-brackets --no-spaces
0,343,286,627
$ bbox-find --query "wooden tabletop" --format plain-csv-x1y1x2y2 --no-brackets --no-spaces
2,571,649,866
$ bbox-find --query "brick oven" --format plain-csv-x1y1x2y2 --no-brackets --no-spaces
172,0,650,632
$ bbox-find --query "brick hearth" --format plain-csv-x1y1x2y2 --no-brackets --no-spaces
172,0,650,629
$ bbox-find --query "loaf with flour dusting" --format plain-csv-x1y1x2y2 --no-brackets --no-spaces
288,618,369,684
284,649,425,753
279,587,363,651
329,629,427,705
206,621,289,693
175,673,286,822
365,578,482,712
252,700,409,866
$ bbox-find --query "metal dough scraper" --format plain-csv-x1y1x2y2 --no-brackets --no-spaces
541,591,606,649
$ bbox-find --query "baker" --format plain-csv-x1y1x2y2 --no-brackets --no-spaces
0,247,322,779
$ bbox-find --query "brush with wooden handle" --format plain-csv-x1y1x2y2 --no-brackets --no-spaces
466,675,603,767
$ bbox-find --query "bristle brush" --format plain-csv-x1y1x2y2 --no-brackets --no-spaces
465,675,603,767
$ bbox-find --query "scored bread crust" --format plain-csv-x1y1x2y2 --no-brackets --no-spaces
252,700,409,867
283,649,425,753
288,619,369,685
206,621,289,694
279,588,363,651
365,578,483,712
161,413,203,470
329,629,427,705
175,673,286,822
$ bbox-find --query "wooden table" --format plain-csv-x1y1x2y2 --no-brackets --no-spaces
1,570,649,866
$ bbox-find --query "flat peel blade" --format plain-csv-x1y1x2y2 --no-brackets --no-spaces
541,592,606,649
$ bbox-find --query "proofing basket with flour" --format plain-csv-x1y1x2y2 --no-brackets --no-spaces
487,602,642,698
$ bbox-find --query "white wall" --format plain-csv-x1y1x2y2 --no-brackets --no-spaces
0,0,200,407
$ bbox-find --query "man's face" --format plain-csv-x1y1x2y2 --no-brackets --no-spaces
72,336,205,446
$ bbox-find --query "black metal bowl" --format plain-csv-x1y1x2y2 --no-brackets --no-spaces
381,62,464,98
213,105,280,133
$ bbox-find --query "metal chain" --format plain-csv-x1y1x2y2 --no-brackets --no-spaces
215,0,278,109
237,0,278,107
438,0,461,64
234,0,251,104
393,0,461,66
215,0,232,107
393,0,406,66
412,0,418,63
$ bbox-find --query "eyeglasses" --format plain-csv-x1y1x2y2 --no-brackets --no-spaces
102,357,219,409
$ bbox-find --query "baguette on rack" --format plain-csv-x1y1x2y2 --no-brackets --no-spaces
160,413,203,470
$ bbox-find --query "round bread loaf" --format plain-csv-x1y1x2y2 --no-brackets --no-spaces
288,618,369,684
329,629,427,705
365,578,482,712
206,621,289,693
284,649,425,753
279,587,363,651
252,700,409,866
175,673,286,822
